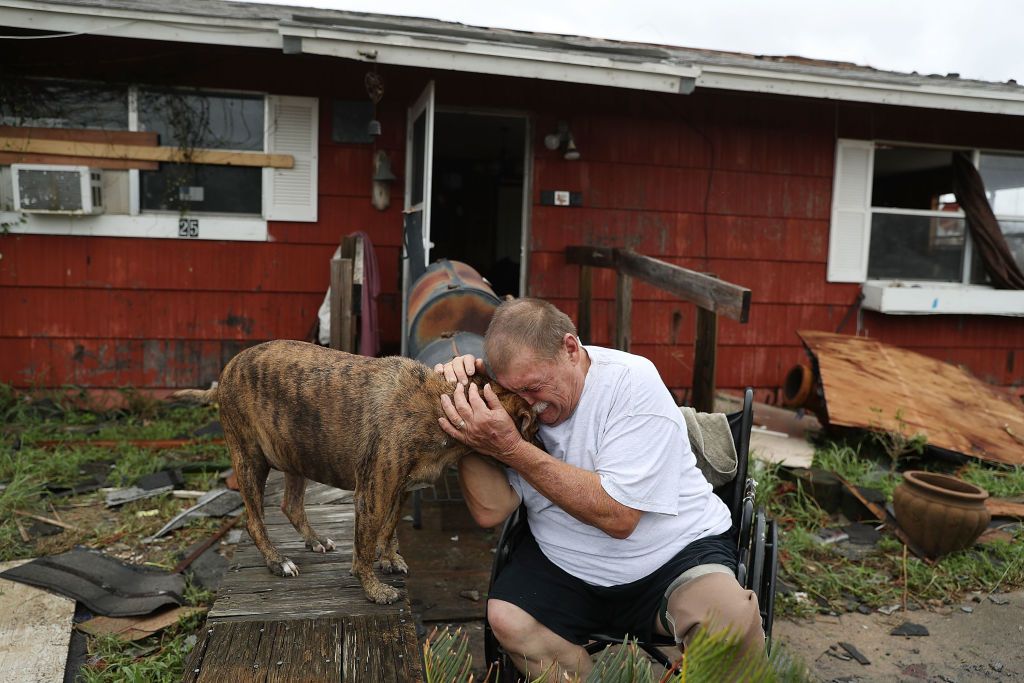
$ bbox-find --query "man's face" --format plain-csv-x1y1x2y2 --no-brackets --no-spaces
495,336,587,427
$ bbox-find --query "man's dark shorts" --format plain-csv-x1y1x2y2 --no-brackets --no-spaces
488,527,737,645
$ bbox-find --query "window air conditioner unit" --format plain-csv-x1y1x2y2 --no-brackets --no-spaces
11,164,104,215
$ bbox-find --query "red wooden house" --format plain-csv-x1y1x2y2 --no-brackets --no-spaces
2,0,1023,406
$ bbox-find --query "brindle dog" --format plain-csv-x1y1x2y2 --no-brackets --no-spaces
172,339,538,604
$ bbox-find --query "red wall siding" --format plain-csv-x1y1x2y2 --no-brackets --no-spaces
2,35,1023,402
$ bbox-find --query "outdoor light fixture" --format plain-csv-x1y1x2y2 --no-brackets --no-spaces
371,150,396,211
543,121,580,161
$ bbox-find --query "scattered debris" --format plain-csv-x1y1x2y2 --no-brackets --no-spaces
135,509,160,518
225,529,244,545
890,622,929,637
991,661,1005,673
458,590,480,602
77,606,205,642
105,471,184,508
13,509,81,532
0,548,185,617
172,516,241,575
987,594,1010,605
987,498,1024,519
813,528,849,545
145,489,243,541
838,641,871,665
836,475,931,562
797,330,1024,466
105,485,173,507
782,467,841,513
840,485,887,522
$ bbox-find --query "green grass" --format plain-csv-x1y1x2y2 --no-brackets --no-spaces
959,462,1024,498
78,610,206,683
752,437,1024,618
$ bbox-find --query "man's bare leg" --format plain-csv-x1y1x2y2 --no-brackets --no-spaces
488,599,592,677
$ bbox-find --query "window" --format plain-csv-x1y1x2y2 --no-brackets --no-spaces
829,140,1024,284
0,78,128,130
139,90,264,215
1,78,319,238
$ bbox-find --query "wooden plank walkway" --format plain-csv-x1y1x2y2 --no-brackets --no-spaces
183,481,422,682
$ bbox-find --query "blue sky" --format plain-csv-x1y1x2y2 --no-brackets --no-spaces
238,0,1024,84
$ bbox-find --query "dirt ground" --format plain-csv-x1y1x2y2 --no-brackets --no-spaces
401,496,1024,682
773,592,1024,682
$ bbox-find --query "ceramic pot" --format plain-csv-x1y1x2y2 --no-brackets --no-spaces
893,471,990,558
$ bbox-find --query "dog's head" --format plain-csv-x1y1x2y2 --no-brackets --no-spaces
481,380,541,443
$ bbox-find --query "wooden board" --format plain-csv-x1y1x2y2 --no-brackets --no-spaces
987,498,1024,519
208,505,408,623
182,615,421,683
0,560,75,683
798,331,1024,465
0,126,160,170
0,137,293,169
192,502,422,682
0,126,157,146
0,152,158,170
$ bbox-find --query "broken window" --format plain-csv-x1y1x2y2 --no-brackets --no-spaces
857,145,1024,284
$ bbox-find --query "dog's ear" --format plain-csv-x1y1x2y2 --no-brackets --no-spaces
491,384,539,440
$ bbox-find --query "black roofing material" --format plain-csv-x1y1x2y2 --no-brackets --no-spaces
0,547,185,617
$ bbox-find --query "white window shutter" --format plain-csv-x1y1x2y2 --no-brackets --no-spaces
264,95,318,222
827,139,874,282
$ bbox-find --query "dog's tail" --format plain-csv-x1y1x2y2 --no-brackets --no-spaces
169,385,219,405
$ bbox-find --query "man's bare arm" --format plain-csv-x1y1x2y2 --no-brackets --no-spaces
440,382,641,539
457,453,521,528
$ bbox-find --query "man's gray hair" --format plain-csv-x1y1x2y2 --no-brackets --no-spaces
484,298,577,375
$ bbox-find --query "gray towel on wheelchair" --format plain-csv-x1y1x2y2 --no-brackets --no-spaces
679,407,737,487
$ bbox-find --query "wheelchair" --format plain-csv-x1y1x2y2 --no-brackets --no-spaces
483,388,778,677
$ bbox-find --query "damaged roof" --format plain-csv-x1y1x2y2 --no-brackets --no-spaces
4,0,1024,114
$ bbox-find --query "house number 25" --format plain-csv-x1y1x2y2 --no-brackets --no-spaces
178,218,199,238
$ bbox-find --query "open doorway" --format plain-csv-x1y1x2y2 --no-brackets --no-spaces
429,111,527,297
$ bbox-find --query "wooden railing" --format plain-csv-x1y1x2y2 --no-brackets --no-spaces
566,246,751,413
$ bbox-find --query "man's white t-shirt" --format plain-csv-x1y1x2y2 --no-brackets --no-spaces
506,345,733,587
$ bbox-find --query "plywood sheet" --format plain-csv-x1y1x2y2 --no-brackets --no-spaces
798,331,1024,465
0,560,75,683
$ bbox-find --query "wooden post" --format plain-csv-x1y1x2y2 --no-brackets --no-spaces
577,265,592,343
692,306,718,413
615,271,632,352
330,257,355,352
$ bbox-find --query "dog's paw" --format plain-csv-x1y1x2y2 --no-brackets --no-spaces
379,555,409,575
366,583,402,605
308,537,337,553
268,558,300,577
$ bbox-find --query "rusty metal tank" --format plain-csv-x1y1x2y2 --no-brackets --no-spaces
406,259,501,361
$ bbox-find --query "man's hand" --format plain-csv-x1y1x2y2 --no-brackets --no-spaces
434,354,486,385
439,382,523,460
